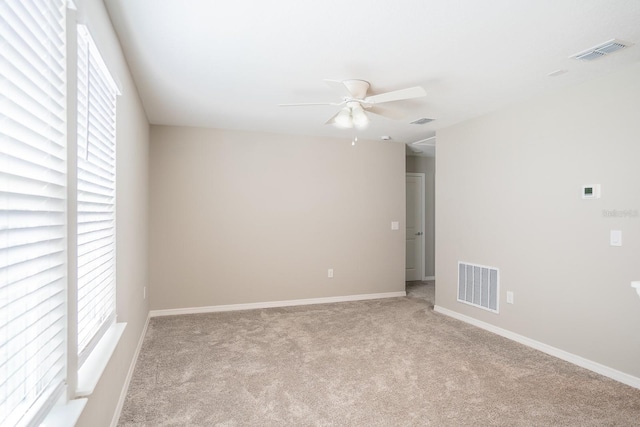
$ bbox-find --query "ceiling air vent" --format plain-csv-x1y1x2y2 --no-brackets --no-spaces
410,117,434,125
570,39,630,61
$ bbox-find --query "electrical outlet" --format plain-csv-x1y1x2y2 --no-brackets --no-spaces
328,268,334,278
506,291,514,304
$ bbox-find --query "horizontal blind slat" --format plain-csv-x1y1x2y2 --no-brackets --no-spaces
3,3,65,69
1,111,66,147
1,132,66,161
77,169,115,190
78,276,114,315
0,299,66,366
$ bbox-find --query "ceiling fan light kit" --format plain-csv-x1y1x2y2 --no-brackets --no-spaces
351,103,369,128
333,102,370,129
279,79,427,130
334,107,353,128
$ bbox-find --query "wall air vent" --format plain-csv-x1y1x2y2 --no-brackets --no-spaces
570,39,631,61
410,118,434,125
458,262,499,313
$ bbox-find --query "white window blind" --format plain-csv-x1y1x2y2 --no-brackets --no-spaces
0,0,67,426
76,25,117,366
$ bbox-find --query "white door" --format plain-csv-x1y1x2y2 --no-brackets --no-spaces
406,174,424,281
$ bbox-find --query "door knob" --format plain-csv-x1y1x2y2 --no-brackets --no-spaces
415,232,423,236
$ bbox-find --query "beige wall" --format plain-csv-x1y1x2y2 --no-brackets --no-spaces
77,1,150,426
436,62,640,378
405,156,436,277
149,126,406,310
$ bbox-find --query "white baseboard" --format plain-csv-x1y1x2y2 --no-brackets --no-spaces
110,311,151,427
423,276,435,281
150,291,407,318
433,305,640,390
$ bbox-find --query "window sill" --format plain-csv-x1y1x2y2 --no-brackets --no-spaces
38,321,126,426
76,322,127,397
40,398,87,427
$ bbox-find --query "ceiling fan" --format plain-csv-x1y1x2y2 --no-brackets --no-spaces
279,79,426,129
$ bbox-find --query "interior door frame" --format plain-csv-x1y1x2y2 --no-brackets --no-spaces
406,172,426,281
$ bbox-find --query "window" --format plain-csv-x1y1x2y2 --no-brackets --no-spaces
1,4,121,426
75,25,117,367
0,1,68,426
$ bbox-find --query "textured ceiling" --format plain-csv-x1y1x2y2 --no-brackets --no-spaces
104,0,640,156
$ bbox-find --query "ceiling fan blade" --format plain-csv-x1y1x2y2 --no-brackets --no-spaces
364,86,426,104
324,79,354,98
366,105,408,120
278,101,343,107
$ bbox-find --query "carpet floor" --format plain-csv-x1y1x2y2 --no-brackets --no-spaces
118,281,640,426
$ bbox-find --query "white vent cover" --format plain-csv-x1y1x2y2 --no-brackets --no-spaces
570,39,630,61
458,262,499,313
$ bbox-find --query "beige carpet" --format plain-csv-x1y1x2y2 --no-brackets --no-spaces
118,281,640,426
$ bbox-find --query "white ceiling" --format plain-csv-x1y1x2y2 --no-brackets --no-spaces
104,0,640,157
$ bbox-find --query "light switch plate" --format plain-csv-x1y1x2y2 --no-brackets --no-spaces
632,282,640,298
610,230,622,246
506,291,514,304
391,221,399,230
